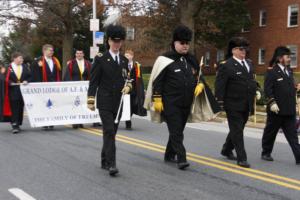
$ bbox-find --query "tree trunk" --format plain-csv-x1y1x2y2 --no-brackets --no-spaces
62,29,73,79
178,0,200,53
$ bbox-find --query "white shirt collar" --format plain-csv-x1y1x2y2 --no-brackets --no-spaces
233,56,250,72
233,56,245,64
45,56,52,61
278,63,286,71
11,62,23,77
76,58,84,63
11,62,21,68
109,50,120,60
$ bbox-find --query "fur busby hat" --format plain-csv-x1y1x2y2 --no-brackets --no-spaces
106,24,126,40
226,37,249,59
171,25,193,50
269,46,291,67
172,25,193,43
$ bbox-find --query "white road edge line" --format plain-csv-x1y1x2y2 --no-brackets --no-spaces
8,188,37,200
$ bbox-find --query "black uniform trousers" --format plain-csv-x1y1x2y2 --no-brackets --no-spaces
262,113,300,162
223,109,249,162
164,106,190,163
9,99,24,128
99,110,120,167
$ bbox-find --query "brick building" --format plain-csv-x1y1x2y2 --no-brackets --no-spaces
200,0,300,74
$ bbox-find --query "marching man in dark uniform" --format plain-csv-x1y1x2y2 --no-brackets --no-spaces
124,49,147,129
262,46,300,165
64,49,92,129
87,24,133,176
1,52,31,133
145,25,220,170
215,37,259,168
31,44,62,131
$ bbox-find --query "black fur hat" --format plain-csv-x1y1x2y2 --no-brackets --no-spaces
269,46,291,67
226,37,249,59
172,25,193,42
106,24,126,41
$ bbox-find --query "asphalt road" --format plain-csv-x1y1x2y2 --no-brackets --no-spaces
0,116,300,200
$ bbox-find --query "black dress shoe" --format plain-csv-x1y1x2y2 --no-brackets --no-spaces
108,167,119,176
125,121,132,130
164,157,177,163
237,161,251,168
42,126,48,131
48,126,54,130
221,150,237,161
79,124,84,128
177,162,190,170
93,123,102,127
261,154,274,161
72,124,79,129
12,129,19,134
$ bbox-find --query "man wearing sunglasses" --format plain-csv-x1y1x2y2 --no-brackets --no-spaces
145,25,211,170
215,37,259,168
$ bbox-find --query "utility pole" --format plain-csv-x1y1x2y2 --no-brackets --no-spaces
90,0,100,59
93,0,97,47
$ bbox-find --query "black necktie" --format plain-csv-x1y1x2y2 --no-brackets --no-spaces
285,69,289,77
115,56,119,65
241,61,249,73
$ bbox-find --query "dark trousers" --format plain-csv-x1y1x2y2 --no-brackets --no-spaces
9,99,24,128
223,110,249,162
262,113,300,162
164,106,190,163
99,110,120,167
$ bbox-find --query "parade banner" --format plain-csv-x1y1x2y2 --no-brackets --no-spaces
20,81,130,127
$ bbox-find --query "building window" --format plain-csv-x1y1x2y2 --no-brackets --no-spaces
288,5,299,27
258,48,266,65
259,10,267,27
205,51,210,67
216,50,224,62
287,45,298,68
241,14,251,32
126,27,135,40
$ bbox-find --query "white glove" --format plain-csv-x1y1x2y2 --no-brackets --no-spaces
270,103,280,114
256,91,261,100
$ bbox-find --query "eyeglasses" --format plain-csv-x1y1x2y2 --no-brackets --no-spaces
179,41,190,45
236,47,248,51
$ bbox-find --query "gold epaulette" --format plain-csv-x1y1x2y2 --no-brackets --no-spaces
96,52,103,57
220,60,227,64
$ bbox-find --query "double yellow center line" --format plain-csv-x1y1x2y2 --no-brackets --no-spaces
80,127,300,191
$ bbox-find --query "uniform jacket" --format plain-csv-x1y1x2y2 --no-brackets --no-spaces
215,57,257,113
88,51,132,113
144,51,220,123
153,51,199,113
264,64,296,116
